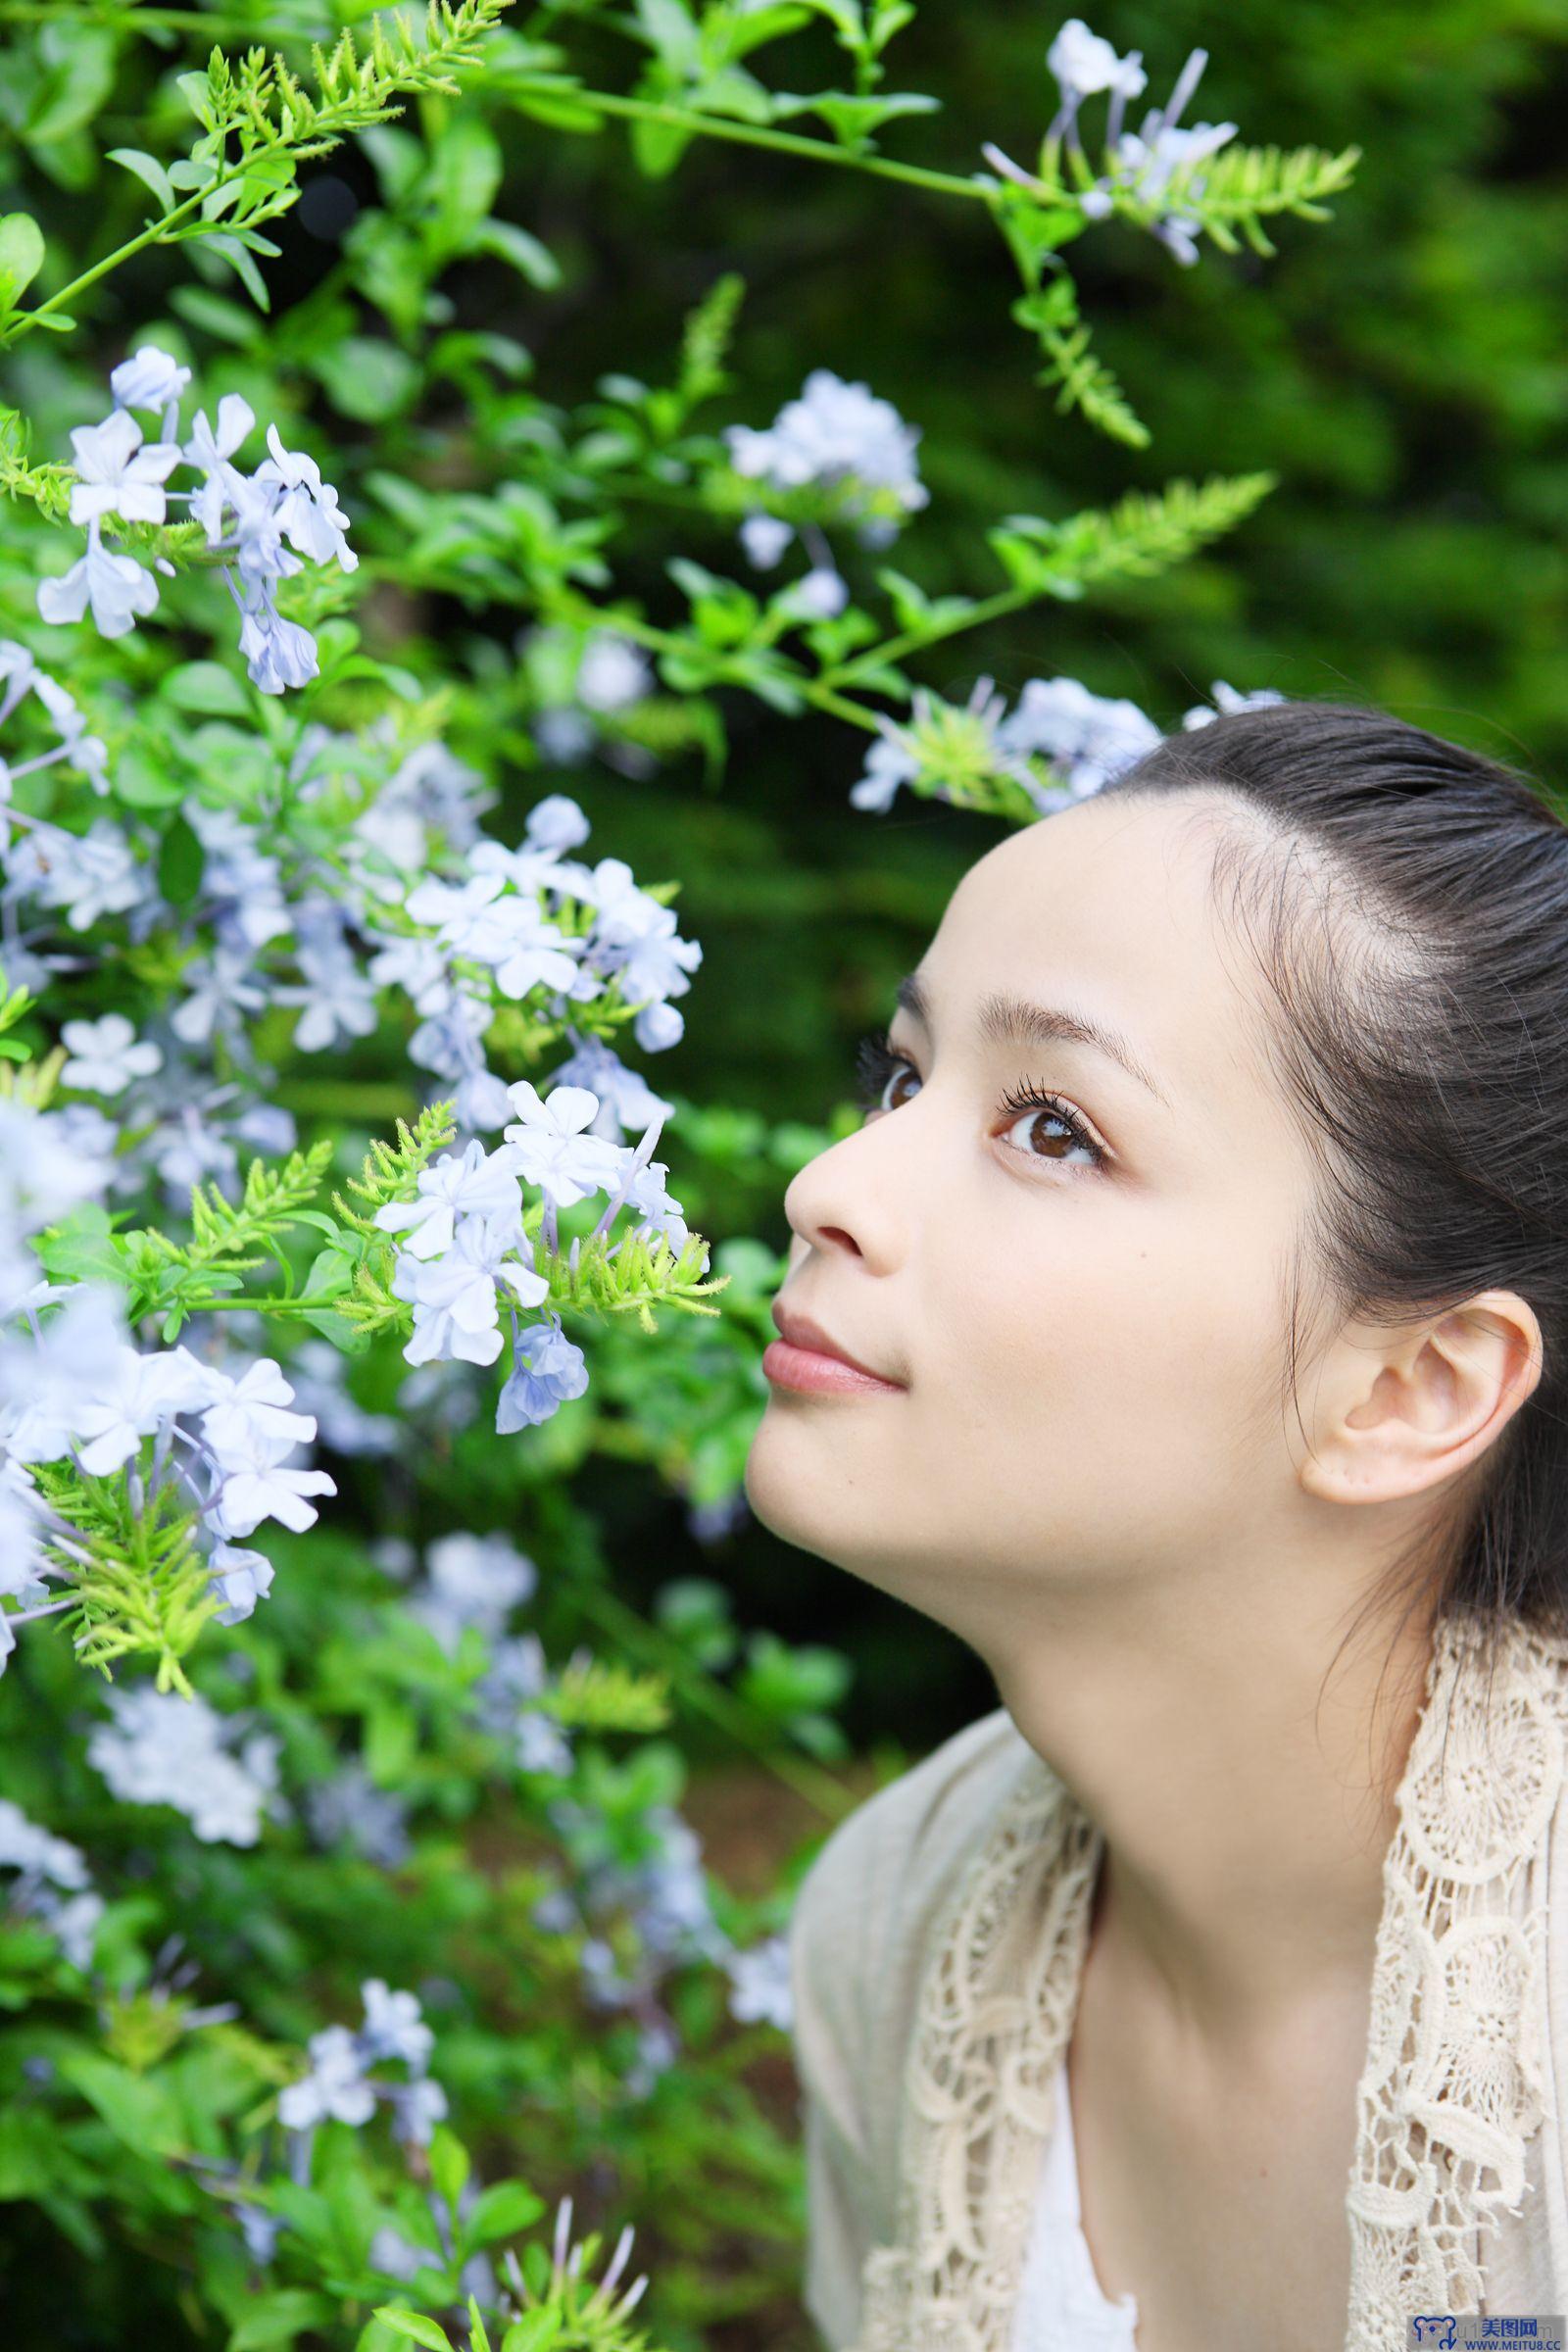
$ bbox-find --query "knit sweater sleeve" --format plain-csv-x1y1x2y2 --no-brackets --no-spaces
787,1705,1030,2352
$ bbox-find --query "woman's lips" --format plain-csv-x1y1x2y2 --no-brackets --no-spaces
761,1339,906,1396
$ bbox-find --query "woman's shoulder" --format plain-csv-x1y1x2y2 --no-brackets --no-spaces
790,1704,1036,1969
786,1703,1044,2319
786,1702,1043,2124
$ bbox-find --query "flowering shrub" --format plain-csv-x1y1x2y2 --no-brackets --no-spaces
0,3,1352,2346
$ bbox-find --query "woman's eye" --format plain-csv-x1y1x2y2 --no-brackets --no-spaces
999,1100,1103,1169
852,1029,1107,1172
853,1030,919,1113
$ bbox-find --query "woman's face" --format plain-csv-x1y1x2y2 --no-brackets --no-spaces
743,786,1328,1648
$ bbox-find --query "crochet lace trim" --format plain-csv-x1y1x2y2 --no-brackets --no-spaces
845,1612,1568,2352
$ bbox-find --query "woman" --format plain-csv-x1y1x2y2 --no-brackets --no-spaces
743,700,1568,2351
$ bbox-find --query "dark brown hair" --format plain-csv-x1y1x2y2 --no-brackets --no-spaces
1097,698,1568,1762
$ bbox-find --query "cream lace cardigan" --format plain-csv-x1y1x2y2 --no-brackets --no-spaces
786,1611,1568,2351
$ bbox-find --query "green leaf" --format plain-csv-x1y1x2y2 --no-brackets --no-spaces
371,2315,454,2352
205,232,271,313
500,2315,562,2350
169,284,258,345
0,2108,60,2198
157,813,205,906
57,2052,186,2156
769,88,940,144
458,2180,546,2251
427,2126,469,2214
24,27,116,144
637,0,701,70
229,2291,341,2350
114,747,188,809
310,337,421,423
108,148,175,216
0,216,45,311
162,662,254,719
471,219,562,291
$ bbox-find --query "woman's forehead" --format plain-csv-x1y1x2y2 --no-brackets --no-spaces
924,795,1288,1117
940,795,1235,979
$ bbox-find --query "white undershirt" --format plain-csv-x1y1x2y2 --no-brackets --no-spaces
1009,2049,1143,2350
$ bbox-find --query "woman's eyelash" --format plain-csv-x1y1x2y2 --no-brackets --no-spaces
851,1029,1107,1170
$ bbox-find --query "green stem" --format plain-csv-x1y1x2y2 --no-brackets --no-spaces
173,1292,355,1316
818,581,1040,689
4,179,222,347
571,1580,858,1825
549,597,885,734
559,86,1001,206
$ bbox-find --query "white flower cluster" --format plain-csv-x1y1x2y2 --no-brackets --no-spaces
87,1685,282,1845
0,1795,104,1971
409,1529,538,1652
720,1930,794,2034
850,672,1284,816
390,789,699,1136
36,344,357,691
374,1075,696,1433
983,20,1240,269
726,367,930,613
0,1198,336,1675
278,1977,447,2148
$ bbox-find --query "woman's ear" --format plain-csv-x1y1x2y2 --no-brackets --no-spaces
1298,1290,1544,1507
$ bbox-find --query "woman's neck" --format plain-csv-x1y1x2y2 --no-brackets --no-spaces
984,1587,1439,2050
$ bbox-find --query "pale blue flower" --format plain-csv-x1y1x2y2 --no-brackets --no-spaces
787,564,850,619
200,1358,317,1459
724,1932,794,2032
1180,680,1286,730
235,587,318,694
392,1215,548,1369
496,1311,589,1433
207,1432,337,1541
256,423,358,572
358,1978,433,2071
415,1530,537,1650
549,1033,673,1136
994,674,1162,797
374,1140,523,1262
524,792,591,852
387,2074,448,2146
514,1710,573,1776
304,1762,411,1867
502,1081,623,1207
534,708,594,765
575,632,651,711
88,1686,280,1844
182,394,255,541
634,999,683,1052
65,410,181,527
850,730,921,812
0,1796,90,1888
724,368,928,527
111,344,192,413
59,1011,162,1096
1046,19,1147,103
37,524,160,639
279,2024,375,2130
208,1543,275,1626
739,513,795,568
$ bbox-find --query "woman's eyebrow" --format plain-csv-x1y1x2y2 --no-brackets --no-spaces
894,970,1171,1110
